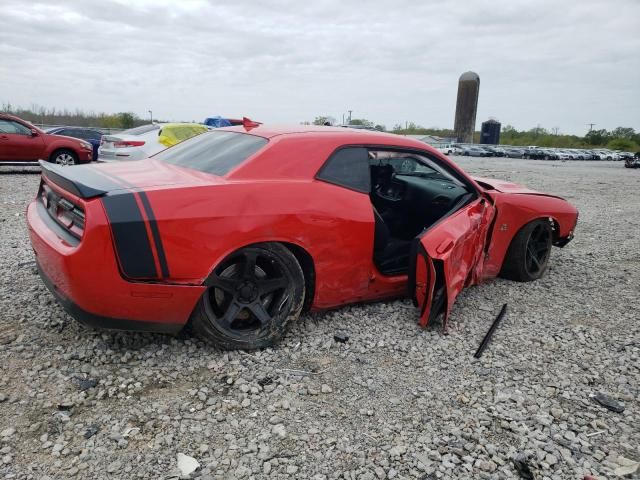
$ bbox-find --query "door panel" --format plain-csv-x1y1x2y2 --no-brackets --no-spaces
0,133,45,161
412,198,494,328
412,240,436,327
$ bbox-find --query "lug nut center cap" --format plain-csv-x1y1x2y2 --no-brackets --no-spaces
238,282,258,302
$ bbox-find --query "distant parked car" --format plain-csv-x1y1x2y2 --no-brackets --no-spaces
617,152,633,161
481,146,505,157
47,127,103,161
0,113,93,165
98,123,209,162
432,143,457,155
462,146,491,157
626,152,640,168
504,148,525,158
203,116,244,128
523,149,547,160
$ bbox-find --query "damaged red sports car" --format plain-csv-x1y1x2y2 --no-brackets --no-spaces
27,126,578,349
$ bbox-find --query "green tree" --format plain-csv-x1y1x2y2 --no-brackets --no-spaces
313,115,335,126
349,118,374,128
585,129,609,146
607,138,637,151
117,112,137,129
610,127,635,140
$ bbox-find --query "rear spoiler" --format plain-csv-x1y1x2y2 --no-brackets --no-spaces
39,160,117,199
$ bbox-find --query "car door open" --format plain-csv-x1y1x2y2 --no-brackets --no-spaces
410,197,494,329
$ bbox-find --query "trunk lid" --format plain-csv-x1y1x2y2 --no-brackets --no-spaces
39,159,223,199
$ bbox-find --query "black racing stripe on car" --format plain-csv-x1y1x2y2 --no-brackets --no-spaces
101,192,158,279
39,160,121,198
90,169,171,279
137,191,170,278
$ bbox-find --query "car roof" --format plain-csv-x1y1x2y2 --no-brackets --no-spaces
218,124,430,148
0,112,28,122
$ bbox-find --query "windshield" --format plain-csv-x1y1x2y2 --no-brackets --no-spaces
153,130,268,176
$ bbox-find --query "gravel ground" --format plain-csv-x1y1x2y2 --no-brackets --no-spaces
0,159,638,480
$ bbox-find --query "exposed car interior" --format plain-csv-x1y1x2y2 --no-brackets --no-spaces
369,150,474,274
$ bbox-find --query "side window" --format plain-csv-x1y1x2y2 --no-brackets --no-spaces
0,119,30,135
88,131,102,141
63,129,80,138
369,149,465,187
316,147,370,193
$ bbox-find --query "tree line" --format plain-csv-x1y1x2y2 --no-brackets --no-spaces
1,103,150,129
312,116,639,151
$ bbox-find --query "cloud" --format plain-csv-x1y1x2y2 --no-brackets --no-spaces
0,0,638,133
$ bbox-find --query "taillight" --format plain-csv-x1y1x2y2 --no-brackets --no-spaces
40,183,85,239
113,140,145,148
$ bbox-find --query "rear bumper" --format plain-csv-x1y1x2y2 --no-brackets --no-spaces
36,261,182,333
27,199,205,333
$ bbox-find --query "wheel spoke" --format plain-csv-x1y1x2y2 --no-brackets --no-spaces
221,300,242,327
527,245,541,271
247,301,271,326
205,274,238,293
257,276,287,295
242,252,257,279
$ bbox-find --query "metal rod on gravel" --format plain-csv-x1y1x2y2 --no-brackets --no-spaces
474,304,508,358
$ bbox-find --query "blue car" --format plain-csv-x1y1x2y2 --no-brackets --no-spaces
47,127,103,161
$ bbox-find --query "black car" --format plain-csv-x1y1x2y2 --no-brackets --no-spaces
523,149,547,160
482,146,505,157
47,127,103,161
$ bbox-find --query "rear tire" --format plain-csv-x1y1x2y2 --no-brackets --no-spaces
50,149,77,166
500,219,553,282
191,243,305,350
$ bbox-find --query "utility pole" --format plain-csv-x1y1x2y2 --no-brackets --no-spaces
552,127,559,135
587,123,596,132
148,110,153,124
348,110,352,124
342,113,345,125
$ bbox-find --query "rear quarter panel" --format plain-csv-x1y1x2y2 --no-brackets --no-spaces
145,179,375,308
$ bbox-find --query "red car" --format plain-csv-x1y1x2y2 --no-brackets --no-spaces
0,113,93,165
27,125,578,349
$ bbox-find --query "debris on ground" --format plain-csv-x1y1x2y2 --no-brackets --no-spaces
592,392,625,413
75,377,98,391
513,452,536,479
333,333,349,343
614,458,639,477
473,303,507,358
83,425,100,439
176,453,200,476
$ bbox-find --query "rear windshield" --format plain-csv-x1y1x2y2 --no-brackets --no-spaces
122,124,161,135
153,130,268,175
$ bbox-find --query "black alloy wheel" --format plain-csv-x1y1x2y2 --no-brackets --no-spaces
191,243,305,349
500,219,553,282
523,223,552,278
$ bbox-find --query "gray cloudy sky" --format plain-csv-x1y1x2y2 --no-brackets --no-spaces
1,0,638,135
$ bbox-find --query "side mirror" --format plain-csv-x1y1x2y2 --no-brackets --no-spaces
31,128,38,137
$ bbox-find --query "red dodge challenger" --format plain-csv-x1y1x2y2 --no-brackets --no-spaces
27,125,578,349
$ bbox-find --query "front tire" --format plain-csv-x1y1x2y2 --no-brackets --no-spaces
51,149,77,166
191,243,305,350
500,220,553,282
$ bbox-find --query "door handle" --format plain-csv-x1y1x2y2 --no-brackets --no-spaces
436,239,454,255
